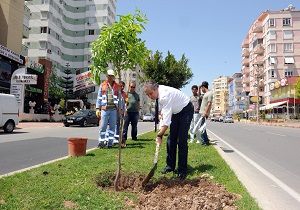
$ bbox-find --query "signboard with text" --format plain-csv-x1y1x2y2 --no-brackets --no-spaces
11,74,37,84
0,44,24,64
73,71,95,94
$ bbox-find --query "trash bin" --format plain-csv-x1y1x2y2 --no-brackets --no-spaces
67,137,88,157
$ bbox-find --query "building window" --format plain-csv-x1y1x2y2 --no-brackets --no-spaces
283,18,291,26
268,43,276,53
88,30,95,35
283,30,293,39
48,28,51,34
268,57,276,65
269,69,276,78
284,57,294,64
285,69,293,77
269,30,276,39
89,5,96,11
284,43,293,52
76,69,81,75
269,18,275,27
56,33,60,40
40,27,47,33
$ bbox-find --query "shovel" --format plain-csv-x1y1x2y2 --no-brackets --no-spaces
142,142,160,187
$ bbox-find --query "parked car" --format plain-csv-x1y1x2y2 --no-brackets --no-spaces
142,113,154,122
223,116,234,123
63,110,99,127
0,94,19,133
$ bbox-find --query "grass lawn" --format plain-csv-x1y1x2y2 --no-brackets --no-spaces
0,131,260,209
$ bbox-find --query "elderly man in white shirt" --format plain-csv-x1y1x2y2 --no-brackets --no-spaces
143,81,194,180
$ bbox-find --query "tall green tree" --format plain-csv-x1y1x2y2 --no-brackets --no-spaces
296,79,300,98
143,51,193,89
49,69,64,101
90,10,150,191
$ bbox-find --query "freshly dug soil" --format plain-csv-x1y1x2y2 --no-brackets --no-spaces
95,172,238,209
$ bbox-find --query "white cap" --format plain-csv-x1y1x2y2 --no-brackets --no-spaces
107,69,115,76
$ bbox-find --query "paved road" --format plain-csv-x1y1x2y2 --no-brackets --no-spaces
0,121,154,175
207,121,300,210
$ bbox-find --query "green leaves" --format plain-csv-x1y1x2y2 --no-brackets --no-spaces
296,79,300,98
143,51,193,89
90,10,150,84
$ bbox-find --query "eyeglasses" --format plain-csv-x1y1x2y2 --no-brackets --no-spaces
130,86,136,88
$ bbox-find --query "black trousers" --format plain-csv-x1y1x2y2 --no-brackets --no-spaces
166,102,193,174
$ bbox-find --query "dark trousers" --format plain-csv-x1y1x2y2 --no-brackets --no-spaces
123,112,139,142
166,102,193,175
199,117,209,144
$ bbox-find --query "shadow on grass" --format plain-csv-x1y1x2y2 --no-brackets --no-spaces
86,153,96,156
187,164,215,176
133,138,154,142
125,142,146,149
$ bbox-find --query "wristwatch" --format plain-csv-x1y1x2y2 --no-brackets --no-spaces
157,133,163,138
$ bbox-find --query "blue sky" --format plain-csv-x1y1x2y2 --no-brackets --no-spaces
117,0,300,95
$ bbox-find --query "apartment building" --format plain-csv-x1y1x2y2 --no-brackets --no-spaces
0,0,26,93
228,73,246,115
241,4,300,117
22,0,116,106
212,76,231,116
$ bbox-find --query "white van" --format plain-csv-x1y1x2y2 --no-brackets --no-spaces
0,94,19,133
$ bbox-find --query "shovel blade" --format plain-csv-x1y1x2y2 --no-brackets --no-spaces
142,163,157,187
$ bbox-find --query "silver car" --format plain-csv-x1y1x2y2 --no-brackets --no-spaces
223,116,234,123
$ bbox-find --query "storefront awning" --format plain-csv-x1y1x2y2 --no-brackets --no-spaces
259,101,288,111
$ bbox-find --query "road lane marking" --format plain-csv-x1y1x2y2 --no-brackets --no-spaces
266,132,286,137
0,130,153,178
208,129,300,203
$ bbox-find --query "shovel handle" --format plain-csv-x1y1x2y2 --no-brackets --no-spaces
153,143,160,164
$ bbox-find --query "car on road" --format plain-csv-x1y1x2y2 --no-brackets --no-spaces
63,110,99,127
142,113,154,122
0,94,19,133
223,116,234,123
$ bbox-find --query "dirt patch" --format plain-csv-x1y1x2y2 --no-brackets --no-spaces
63,200,78,209
95,172,239,209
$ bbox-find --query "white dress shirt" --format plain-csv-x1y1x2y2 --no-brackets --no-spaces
158,85,190,126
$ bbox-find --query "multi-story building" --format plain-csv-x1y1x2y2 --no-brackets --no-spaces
241,4,300,117
228,73,246,115
23,0,116,107
212,76,231,116
0,0,26,94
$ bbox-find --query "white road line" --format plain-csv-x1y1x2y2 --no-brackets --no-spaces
0,130,152,179
266,132,286,137
208,129,300,203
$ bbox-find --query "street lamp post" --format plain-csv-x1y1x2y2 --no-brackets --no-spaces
252,64,264,123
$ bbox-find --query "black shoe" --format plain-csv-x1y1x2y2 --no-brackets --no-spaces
161,167,174,174
97,141,105,148
132,138,137,141
177,173,187,180
107,145,113,149
201,142,210,146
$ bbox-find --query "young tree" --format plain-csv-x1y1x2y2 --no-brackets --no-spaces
90,10,150,191
296,79,300,98
49,69,64,101
143,51,193,89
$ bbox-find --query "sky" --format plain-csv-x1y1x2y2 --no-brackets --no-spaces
116,0,300,96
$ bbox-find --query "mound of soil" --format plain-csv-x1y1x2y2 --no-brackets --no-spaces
95,173,238,209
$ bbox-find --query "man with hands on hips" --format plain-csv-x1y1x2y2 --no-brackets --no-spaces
143,81,193,180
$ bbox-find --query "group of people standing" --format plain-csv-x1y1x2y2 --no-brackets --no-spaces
95,69,140,149
96,68,213,181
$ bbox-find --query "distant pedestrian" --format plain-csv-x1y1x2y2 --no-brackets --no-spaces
198,81,213,146
144,81,193,180
123,81,140,141
189,85,201,143
96,69,119,148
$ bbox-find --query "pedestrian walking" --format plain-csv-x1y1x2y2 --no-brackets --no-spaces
189,85,201,143
198,81,213,146
123,81,140,141
143,81,193,180
96,69,119,148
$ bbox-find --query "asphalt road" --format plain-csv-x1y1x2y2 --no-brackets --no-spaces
0,121,154,176
207,121,300,210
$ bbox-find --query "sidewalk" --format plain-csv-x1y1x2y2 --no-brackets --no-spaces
239,119,300,128
17,122,64,129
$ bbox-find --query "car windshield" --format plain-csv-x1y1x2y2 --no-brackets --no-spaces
73,110,89,116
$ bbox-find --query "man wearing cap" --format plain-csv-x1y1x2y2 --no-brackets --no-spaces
96,69,119,148
143,81,193,180
198,81,213,146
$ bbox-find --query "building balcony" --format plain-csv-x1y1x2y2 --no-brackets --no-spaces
242,57,249,66
24,5,31,18
253,44,264,55
242,66,250,74
21,44,28,56
252,22,263,33
252,58,264,66
23,25,29,38
242,39,249,48
242,48,250,57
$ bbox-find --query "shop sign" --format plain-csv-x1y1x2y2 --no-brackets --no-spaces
274,81,280,89
280,78,288,87
12,74,37,84
26,85,42,93
10,84,23,104
26,58,44,74
75,86,95,96
269,82,275,91
249,96,262,104
0,44,23,64
73,71,95,92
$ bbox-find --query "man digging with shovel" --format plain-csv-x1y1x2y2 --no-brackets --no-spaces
143,81,194,184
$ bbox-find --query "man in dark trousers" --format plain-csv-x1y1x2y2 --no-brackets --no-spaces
123,81,140,141
143,81,193,180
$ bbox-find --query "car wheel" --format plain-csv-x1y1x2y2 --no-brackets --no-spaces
64,123,70,127
3,120,15,133
81,120,87,127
